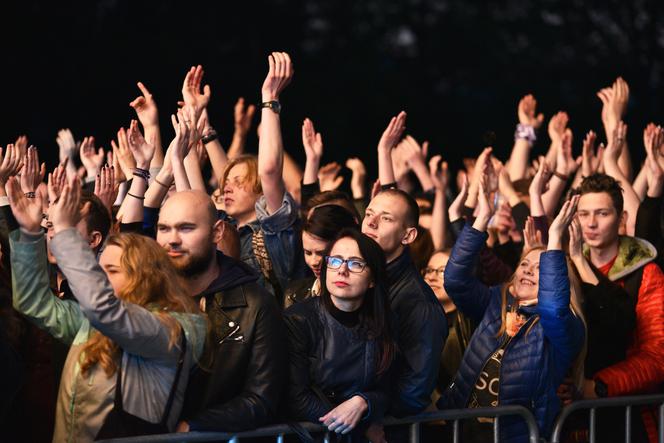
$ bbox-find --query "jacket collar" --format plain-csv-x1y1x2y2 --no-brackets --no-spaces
386,247,414,285
199,251,259,302
584,236,657,281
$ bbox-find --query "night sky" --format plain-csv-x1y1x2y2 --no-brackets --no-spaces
3,0,664,187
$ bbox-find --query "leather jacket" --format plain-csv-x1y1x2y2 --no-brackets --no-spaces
182,252,288,432
386,248,448,416
284,297,392,427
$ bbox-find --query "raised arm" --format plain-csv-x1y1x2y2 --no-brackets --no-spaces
117,120,155,224
545,111,569,172
301,118,323,185
429,155,448,250
130,81,163,169
598,77,632,180
377,111,407,186
258,52,293,214
603,122,639,235
49,179,180,360
508,94,544,181
227,98,256,159
400,136,433,192
543,129,577,217
528,156,551,218
6,177,83,344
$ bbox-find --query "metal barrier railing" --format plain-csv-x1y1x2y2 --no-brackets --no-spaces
97,405,540,443
549,393,664,443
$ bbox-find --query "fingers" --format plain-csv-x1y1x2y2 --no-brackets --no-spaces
136,81,151,97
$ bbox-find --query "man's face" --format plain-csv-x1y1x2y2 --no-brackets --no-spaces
223,163,261,223
577,192,622,250
157,198,218,277
361,192,415,261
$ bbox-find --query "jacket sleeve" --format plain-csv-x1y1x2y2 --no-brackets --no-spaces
10,230,83,345
635,197,662,248
595,262,664,395
391,290,447,417
50,228,182,362
282,310,331,423
187,294,289,431
537,250,585,380
444,224,494,322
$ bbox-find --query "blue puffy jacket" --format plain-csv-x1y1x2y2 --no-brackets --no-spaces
437,225,585,443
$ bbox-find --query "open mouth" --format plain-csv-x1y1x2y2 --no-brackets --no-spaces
520,278,536,287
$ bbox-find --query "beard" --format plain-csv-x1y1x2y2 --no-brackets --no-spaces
171,244,216,277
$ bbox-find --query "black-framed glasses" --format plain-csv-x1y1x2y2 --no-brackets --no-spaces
423,267,445,278
325,256,367,273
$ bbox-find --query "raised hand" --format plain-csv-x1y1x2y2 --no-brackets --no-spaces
448,175,469,222
518,94,544,128
568,218,583,260
597,77,629,137
6,176,43,233
79,136,104,178
318,162,344,191
112,127,137,181
0,144,24,186
20,147,45,193
234,97,256,136
529,156,552,197
14,135,28,159
130,81,159,128
548,111,569,146
605,121,627,164
547,195,580,250
644,124,664,197
556,129,579,177
168,110,192,165
429,155,448,191
56,129,76,163
378,111,407,152
182,65,211,116
47,159,68,204
302,118,323,162
581,130,603,177
127,119,155,169
50,177,85,234
345,157,366,199
473,165,497,232
94,165,118,212
261,52,294,101
523,216,544,249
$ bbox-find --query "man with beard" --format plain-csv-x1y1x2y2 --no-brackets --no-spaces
155,190,287,432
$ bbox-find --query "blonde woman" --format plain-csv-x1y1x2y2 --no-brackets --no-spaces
437,174,585,443
7,177,205,442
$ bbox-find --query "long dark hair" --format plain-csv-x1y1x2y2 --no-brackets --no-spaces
319,228,396,375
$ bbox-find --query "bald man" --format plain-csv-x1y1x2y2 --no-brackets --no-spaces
156,191,287,432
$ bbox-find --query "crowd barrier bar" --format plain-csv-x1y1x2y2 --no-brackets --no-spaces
549,393,664,443
98,404,539,443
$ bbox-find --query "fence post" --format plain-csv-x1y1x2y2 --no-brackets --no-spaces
408,422,420,443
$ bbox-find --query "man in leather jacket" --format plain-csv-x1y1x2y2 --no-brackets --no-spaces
362,188,447,416
156,191,288,432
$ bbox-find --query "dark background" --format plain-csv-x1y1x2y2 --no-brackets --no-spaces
2,0,664,184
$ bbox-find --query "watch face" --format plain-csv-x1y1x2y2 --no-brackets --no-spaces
271,101,281,113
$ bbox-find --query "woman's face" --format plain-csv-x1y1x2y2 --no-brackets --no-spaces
424,251,451,306
325,237,373,306
302,231,328,278
99,245,128,296
512,249,543,304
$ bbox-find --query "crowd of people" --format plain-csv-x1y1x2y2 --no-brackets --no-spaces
0,52,663,443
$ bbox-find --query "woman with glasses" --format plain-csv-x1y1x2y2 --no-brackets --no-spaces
284,228,396,441
285,204,359,307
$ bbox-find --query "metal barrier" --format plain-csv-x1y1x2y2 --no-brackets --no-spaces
549,393,664,443
97,405,540,443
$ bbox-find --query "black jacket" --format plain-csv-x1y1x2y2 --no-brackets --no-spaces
181,252,288,431
284,297,392,427
387,248,447,416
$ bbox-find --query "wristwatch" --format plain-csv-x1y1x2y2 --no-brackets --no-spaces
261,100,281,114
594,379,608,398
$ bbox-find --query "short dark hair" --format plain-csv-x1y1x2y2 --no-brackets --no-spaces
571,173,624,214
378,188,419,228
303,204,359,242
304,190,360,221
81,192,111,252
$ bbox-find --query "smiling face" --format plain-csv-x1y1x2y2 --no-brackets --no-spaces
512,249,543,304
302,230,328,278
325,236,373,307
577,192,623,251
